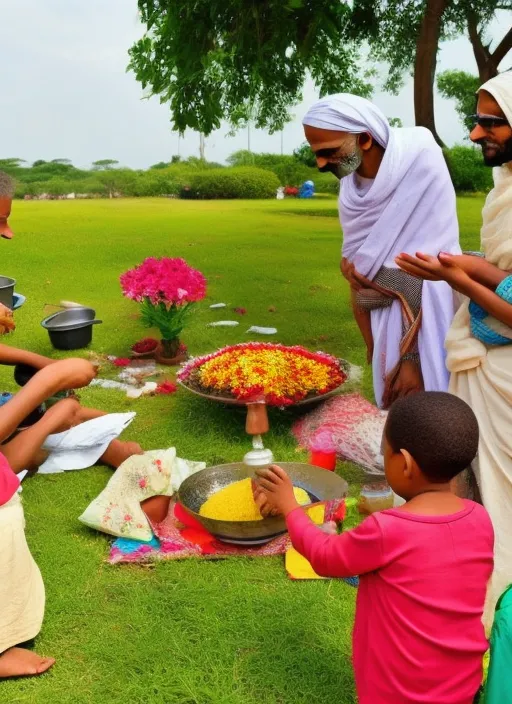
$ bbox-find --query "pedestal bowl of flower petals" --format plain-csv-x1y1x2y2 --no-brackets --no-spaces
178,343,349,462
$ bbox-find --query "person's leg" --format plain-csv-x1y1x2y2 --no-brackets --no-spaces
141,495,172,524
2,398,81,472
0,648,55,678
2,398,143,473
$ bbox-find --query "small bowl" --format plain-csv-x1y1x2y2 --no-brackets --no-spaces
0,275,16,308
178,462,348,545
12,293,26,310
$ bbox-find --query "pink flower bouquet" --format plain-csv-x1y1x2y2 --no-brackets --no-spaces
120,257,206,358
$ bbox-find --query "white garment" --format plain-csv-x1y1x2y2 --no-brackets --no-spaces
446,72,512,630
304,94,460,406
38,412,135,474
0,494,45,653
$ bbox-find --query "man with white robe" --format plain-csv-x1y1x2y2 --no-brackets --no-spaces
302,95,461,408
397,71,512,630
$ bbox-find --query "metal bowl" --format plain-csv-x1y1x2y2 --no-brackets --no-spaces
0,275,16,308
41,307,102,350
178,462,348,545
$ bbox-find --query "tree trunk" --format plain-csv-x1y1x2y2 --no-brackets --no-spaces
413,0,450,147
199,133,205,160
467,13,512,83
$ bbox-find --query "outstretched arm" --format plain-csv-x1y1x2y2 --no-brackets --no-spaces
448,254,508,290
255,465,385,578
396,252,512,328
0,343,55,370
0,359,96,443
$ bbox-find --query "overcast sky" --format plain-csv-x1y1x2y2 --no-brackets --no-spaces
3,1,511,168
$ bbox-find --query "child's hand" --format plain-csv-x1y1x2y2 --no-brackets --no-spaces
255,464,300,517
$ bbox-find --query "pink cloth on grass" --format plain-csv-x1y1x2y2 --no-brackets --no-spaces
0,452,19,506
287,500,493,704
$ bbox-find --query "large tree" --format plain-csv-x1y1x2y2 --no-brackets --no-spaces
351,0,511,145
129,0,373,136
130,0,511,145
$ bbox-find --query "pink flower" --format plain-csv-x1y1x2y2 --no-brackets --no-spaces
120,257,207,306
139,478,147,489
124,514,132,522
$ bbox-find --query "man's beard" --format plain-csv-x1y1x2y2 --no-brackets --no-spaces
318,144,363,180
478,136,512,167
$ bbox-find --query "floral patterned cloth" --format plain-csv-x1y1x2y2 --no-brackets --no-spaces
293,393,387,475
109,499,350,570
79,449,205,542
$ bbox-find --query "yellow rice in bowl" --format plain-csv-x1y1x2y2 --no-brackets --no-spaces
199,477,310,522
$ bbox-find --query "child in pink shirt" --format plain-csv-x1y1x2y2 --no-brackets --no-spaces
256,392,494,704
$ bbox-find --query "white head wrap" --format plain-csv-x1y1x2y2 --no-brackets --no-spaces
302,93,390,148
479,71,512,125
304,95,460,407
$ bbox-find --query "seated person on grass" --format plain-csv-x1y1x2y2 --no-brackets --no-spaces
0,171,142,473
0,172,141,680
256,392,493,704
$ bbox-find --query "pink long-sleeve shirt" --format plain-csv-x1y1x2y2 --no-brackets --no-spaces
287,500,494,704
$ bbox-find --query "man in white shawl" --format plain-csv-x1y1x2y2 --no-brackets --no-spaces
397,72,512,630
302,95,460,408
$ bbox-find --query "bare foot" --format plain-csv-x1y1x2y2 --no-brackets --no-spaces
0,647,55,679
100,439,144,469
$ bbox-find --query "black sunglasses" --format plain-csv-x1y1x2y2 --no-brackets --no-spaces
468,113,509,130
314,147,343,158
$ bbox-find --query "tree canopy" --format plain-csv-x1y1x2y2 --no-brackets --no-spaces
130,0,511,146
129,0,373,136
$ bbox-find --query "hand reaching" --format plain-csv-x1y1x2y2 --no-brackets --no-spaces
41,358,97,393
254,465,300,517
395,252,470,293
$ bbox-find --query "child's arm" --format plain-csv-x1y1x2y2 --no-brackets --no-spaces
0,359,96,442
0,343,55,369
256,465,385,578
286,508,384,578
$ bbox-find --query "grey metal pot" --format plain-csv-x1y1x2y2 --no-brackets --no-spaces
178,462,348,545
41,307,102,350
0,276,16,308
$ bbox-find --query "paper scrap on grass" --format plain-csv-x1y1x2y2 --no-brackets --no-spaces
207,320,239,327
126,382,158,399
246,326,277,335
209,303,227,309
38,412,136,474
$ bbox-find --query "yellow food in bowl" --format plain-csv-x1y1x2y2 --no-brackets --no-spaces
199,477,310,522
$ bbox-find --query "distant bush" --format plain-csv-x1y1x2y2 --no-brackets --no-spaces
181,167,280,199
312,173,340,195
443,145,493,193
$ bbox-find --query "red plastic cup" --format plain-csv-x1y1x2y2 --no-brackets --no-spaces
309,449,337,471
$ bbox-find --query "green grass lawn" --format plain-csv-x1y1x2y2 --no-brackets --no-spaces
3,196,483,703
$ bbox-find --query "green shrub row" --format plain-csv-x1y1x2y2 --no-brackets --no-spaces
181,167,280,199
7,145,492,200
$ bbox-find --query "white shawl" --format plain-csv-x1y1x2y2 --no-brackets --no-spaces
446,73,512,372
303,94,460,405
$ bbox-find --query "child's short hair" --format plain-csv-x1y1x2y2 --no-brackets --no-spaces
385,392,479,482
